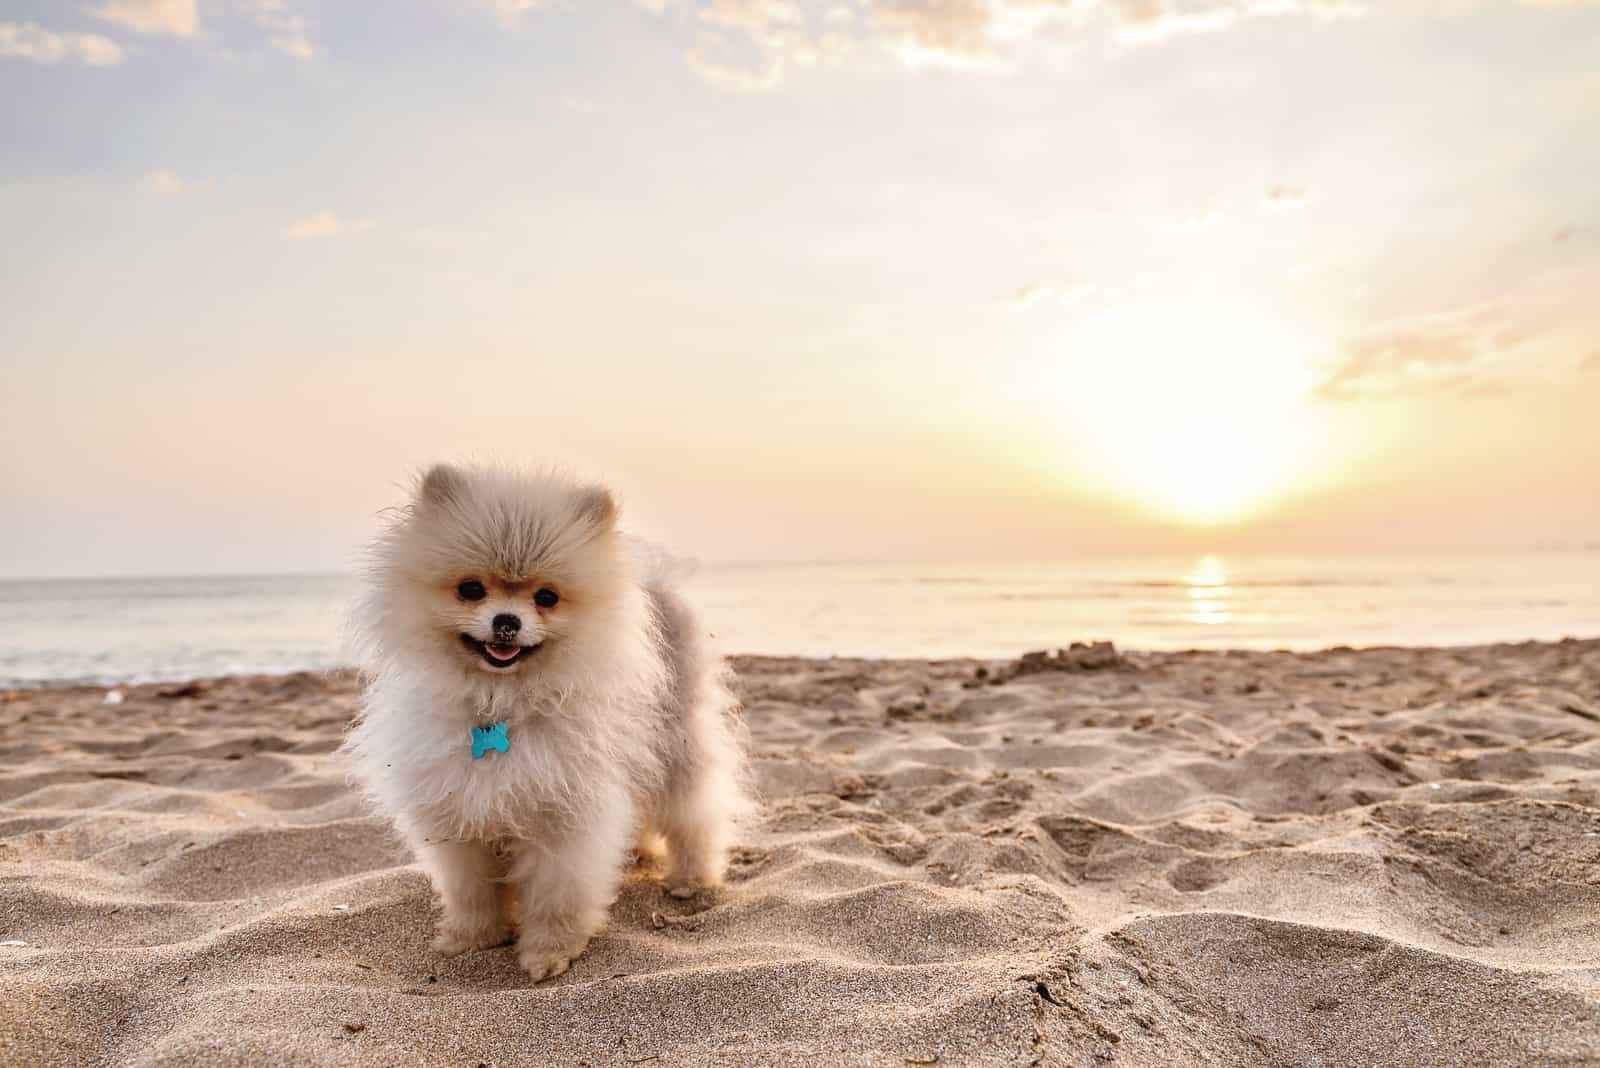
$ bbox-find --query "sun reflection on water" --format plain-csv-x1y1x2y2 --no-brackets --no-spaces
1185,554,1233,626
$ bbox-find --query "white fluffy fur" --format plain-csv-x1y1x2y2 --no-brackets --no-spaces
342,463,746,982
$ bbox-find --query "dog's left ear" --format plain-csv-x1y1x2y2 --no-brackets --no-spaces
418,463,465,510
576,485,618,531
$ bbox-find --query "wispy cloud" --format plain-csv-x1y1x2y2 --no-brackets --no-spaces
88,1,316,58
1014,281,1098,309
1109,3,1241,47
0,22,124,66
614,0,1377,87
1312,289,1574,402
670,1,856,91
282,211,380,241
1264,184,1310,211
1316,327,1478,401
1108,0,1367,47
250,0,316,58
89,0,198,37
1314,306,1550,402
871,0,1019,72
515,1,1594,90
141,170,195,195
141,170,218,196
493,0,546,27
684,29,786,93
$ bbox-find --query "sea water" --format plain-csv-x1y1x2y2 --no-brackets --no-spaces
1,551,1596,687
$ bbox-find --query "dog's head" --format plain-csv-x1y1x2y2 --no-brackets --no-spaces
361,463,639,690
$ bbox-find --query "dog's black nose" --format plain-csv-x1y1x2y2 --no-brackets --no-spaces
492,613,521,637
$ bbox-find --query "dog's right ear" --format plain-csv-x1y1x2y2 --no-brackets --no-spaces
418,463,464,510
575,484,618,531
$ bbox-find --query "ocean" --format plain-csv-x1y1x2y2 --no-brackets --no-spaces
1,551,1596,688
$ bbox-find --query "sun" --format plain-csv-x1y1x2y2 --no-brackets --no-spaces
1048,299,1325,525
1104,352,1301,525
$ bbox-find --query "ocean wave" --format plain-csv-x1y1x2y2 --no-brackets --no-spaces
0,658,352,692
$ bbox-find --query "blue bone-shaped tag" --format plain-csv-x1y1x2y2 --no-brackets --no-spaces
471,721,509,760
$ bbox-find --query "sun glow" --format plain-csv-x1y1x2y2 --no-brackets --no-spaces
1184,554,1233,626
1049,299,1328,525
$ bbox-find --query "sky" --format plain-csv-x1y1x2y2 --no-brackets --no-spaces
2,0,1599,578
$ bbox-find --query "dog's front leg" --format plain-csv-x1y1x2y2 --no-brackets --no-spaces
418,838,511,956
507,790,633,982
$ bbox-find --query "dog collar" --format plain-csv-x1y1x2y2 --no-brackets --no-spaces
470,721,509,760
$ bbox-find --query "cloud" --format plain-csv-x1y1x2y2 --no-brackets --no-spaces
85,0,314,58
1489,323,1542,350
493,0,546,27
0,22,124,66
1109,2,1242,46
617,0,1383,89
1264,184,1309,211
1582,350,1600,372
681,2,854,90
142,170,190,195
1312,314,1552,401
684,30,786,92
1316,326,1482,401
141,170,213,195
89,0,198,37
1014,281,1098,308
282,211,379,240
871,0,1020,71
1085,0,1366,50
250,1,316,58
611,0,1595,90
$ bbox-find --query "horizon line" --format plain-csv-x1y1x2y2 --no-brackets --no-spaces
3,542,1599,584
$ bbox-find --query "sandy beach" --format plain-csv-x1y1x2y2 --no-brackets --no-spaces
3,640,1599,1066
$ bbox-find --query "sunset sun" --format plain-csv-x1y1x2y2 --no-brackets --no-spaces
1051,300,1326,525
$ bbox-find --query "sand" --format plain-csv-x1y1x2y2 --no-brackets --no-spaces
3,640,1599,1066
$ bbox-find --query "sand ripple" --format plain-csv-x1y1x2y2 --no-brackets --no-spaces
3,642,1599,1065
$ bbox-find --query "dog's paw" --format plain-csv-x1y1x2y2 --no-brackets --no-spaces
516,937,590,983
431,917,511,957
663,871,722,899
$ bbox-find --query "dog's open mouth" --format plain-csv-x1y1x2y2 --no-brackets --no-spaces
459,634,540,668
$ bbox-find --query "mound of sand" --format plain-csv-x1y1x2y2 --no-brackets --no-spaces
3,641,1599,1066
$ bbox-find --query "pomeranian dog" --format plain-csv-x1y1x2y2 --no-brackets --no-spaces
342,463,745,982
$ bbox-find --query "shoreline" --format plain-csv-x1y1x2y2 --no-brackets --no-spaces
6,633,1600,695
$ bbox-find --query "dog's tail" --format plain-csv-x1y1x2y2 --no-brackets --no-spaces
629,535,698,590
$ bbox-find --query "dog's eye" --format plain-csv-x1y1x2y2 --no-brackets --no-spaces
534,588,559,608
457,580,487,601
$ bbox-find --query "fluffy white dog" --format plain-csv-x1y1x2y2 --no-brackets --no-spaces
342,463,744,981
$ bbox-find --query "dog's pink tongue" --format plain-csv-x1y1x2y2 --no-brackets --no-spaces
486,643,520,661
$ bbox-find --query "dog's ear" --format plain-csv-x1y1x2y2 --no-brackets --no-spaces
576,484,618,531
418,464,464,510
